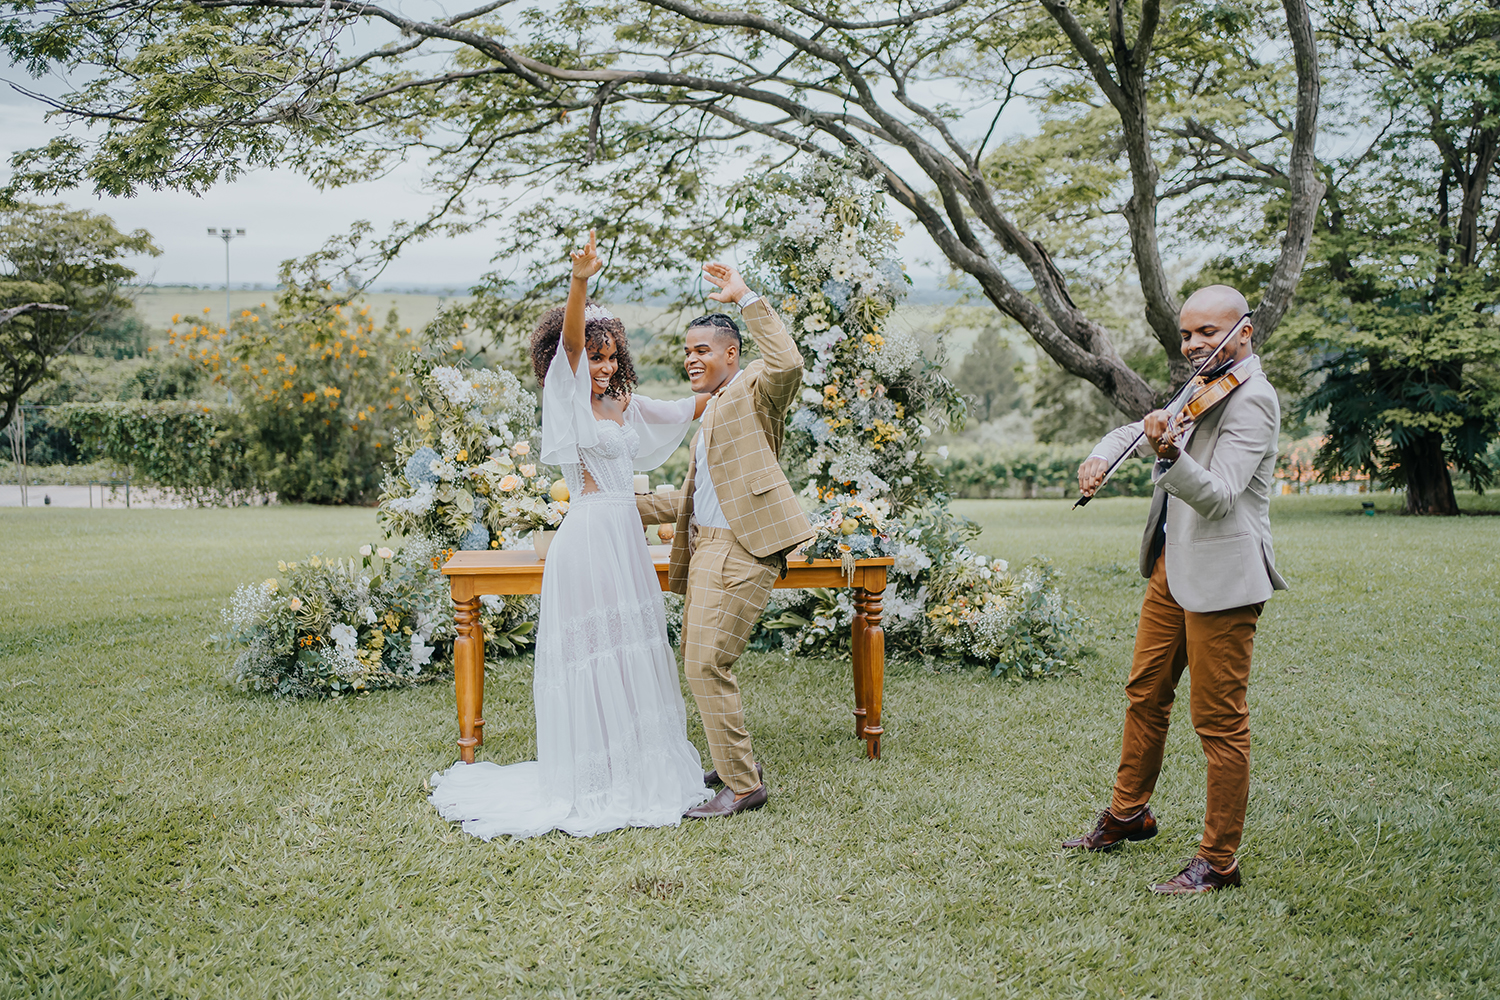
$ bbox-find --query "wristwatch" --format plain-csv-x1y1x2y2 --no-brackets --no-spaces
736,291,762,310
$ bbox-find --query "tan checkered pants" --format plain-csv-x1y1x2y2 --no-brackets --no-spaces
682,525,778,795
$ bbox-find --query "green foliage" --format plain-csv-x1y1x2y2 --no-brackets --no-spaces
0,201,159,430
0,0,1323,419
161,261,421,504
1295,272,1500,496
939,444,1154,499
951,326,1021,424
1028,356,1122,445
924,555,1090,678
1203,0,1500,513
53,399,256,503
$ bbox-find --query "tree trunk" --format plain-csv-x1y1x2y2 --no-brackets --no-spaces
1400,431,1459,515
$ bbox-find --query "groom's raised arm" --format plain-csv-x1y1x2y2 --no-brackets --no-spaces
742,297,804,420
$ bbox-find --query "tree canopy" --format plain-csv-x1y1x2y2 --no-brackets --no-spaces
1198,0,1500,514
0,201,160,431
1,0,1321,419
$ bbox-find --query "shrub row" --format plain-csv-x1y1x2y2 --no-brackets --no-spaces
936,444,1155,499
54,401,259,503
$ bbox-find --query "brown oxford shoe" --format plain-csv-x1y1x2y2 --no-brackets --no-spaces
684,783,768,819
1149,857,1241,895
703,763,762,788
1061,805,1158,851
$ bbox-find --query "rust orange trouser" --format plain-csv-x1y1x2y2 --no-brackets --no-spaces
1110,554,1262,869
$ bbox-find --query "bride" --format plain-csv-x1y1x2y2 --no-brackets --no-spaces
429,230,712,838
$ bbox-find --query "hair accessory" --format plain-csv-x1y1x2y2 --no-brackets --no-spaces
583,303,614,322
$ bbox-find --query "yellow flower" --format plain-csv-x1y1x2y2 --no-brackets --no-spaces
512,441,531,457
456,449,468,462
499,475,521,492
263,578,278,592
277,560,288,572
309,556,322,568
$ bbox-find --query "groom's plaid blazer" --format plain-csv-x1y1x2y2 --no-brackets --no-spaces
636,297,816,593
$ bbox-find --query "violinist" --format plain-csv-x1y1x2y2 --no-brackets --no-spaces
1063,284,1287,895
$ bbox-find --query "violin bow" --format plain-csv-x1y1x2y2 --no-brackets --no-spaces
1073,312,1252,509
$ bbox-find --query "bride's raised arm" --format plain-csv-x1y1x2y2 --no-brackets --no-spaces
628,391,709,471
561,229,603,372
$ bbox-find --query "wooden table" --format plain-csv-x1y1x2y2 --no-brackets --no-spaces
441,545,892,764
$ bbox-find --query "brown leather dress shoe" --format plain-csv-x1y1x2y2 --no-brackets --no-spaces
1149,857,1241,895
1061,805,1158,851
703,763,763,788
684,783,768,819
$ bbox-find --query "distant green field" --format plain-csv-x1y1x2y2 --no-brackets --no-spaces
1,496,1495,998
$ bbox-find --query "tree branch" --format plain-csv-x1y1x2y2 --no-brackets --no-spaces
1249,0,1324,348
0,302,69,326
780,0,971,31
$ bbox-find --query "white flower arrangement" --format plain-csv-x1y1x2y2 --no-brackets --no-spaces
798,493,897,580
741,162,1088,677
378,355,546,552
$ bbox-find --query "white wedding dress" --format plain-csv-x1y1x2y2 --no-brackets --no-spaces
428,348,710,839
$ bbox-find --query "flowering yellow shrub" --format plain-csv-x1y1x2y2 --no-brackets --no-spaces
160,285,433,503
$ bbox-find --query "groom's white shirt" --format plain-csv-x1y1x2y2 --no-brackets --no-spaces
692,369,742,529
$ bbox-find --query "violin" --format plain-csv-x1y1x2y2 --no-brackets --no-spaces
1157,365,1249,451
1074,312,1253,508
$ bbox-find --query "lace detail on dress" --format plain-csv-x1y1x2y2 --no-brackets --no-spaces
561,419,642,499
534,595,668,692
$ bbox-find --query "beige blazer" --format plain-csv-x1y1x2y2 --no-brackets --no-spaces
1090,356,1288,614
637,298,816,593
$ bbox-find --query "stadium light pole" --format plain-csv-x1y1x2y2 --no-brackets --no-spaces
207,227,246,323
207,227,246,405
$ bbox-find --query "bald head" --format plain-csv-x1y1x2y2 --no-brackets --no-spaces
1183,284,1249,324
1178,284,1253,369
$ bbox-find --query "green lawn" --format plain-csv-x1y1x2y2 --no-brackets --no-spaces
1,497,1496,999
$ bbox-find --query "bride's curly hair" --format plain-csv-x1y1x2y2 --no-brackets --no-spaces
529,301,636,398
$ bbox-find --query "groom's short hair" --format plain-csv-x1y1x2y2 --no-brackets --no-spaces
687,313,741,350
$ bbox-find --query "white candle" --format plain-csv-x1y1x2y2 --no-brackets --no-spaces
656,482,676,494
633,474,650,494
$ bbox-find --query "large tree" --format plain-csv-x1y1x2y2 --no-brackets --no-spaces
1270,0,1499,515
1,0,1322,418
0,201,159,432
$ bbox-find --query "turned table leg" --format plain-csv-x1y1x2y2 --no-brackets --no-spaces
855,577,886,760
453,595,485,763
851,596,870,741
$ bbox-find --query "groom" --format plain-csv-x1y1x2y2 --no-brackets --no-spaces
636,262,815,819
